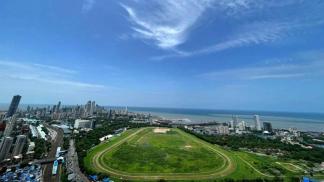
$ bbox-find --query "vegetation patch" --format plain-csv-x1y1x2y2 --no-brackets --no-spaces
85,127,236,180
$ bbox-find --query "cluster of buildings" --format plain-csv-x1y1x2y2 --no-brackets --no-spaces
0,95,57,166
19,100,107,121
0,95,28,163
185,114,274,136
185,124,230,135
276,128,301,143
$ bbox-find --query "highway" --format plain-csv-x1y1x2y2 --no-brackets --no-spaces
66,139,89,182
42,124,64,182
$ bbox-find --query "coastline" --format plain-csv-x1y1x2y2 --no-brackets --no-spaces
127,107,324,132
1,103,323,132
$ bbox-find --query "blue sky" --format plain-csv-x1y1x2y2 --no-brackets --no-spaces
0,0,324,112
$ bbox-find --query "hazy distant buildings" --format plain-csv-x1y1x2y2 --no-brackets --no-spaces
82,100,97,117
12,135,27,157
55,101,61,113
263,122,273,132
216,125,230,134
254,115,262,131
238,121,246,131
91,101,96,114
84,101,92,117
189,124,230,135
232,115,239,129
6,95,21,118
0,137,13,161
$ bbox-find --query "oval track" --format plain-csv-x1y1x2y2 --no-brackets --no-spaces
90,128,236,181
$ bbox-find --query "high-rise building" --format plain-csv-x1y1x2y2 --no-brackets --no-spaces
91,101,96,114
0,137,13,161
27,105,31,112
52,105,57,114
254,115,262,131
6,95,21,117
232,115,239,128
125,106,128,115
229,120,234,129
238,121,246,131
3,115,17,137
263,122,273,132
12,135,27,157
85,101,91,116
55,101,61,113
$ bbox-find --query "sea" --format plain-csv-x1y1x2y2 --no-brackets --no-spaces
125,107,324,132
1,104,323,132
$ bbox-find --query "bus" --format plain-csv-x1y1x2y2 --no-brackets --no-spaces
52,160,58,175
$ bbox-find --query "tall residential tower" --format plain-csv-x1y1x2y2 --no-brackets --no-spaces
12,135,27,157
254,115,262,131
0,137,13,161
6,95,21,117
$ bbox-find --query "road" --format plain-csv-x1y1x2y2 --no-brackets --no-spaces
66,139,89,182
42,124,64,182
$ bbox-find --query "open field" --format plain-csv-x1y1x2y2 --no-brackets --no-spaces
85,127,237,180
276,162,304,173
84,127,317,181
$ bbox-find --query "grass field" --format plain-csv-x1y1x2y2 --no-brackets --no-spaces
84,127,315,181
85,127,237,180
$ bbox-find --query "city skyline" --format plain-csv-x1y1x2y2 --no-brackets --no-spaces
1,1,324,112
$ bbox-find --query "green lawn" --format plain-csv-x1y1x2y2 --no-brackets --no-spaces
102,128,224,173
276,162,304,173
84,127,315,181
83,128,140,174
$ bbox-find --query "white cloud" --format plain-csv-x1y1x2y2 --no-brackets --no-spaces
199,21,290,53
199,54,324,81
82,0,96,13
0,60,104,89
121,0,214,49
120,1,324,60
152,21,292,60
32,63,77,74
8,74,104,88
120,0,302,50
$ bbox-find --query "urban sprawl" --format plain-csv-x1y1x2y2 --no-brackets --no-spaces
0,95,323,182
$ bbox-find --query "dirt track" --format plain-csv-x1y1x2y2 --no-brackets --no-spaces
90,128,236,181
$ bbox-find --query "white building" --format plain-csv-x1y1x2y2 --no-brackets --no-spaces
99,134,114,142
254,115,262,131
74,119,93,129
27,142,35,152
29,125,38,138
216,125,230,134
238,121,246,131
232,115,239,129
205,125,229,135
36,124,47,140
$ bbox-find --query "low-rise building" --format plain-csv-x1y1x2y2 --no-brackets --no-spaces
74,119,93,129
99,134,114,142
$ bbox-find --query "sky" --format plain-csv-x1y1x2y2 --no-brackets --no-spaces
0,0,324,113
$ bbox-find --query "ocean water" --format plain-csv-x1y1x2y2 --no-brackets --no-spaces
1,104,323,132
126,107,324,132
